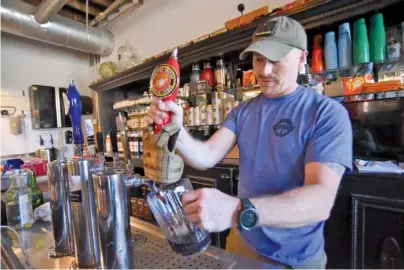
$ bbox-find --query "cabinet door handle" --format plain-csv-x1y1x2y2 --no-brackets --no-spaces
220,174,230,180
380,237,404,269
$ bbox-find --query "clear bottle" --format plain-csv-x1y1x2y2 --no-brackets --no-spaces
215,58,227,90
190,64,201,83
5,169,34,229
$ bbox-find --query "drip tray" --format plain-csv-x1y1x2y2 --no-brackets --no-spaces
131,228,232,269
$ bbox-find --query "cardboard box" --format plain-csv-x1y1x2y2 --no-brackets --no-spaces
324,80,344,97
343,75,373,96
225,6,270,30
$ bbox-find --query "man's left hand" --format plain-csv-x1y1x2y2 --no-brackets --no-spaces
182,188,240,232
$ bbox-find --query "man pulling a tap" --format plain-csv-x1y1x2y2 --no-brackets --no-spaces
144,16,352,269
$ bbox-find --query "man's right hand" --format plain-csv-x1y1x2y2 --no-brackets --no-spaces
144,99,183,129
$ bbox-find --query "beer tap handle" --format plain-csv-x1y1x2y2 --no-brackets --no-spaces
96,132,104,153
109,131,120,170
96,132,105,171
67,80,84,157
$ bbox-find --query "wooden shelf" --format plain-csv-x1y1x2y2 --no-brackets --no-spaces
89,0,401,93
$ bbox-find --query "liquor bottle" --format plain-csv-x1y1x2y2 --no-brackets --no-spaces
190,64,201,83
128,133,133,153
201,62,215,87
138,131,143,155
28,170,43,209
133,131,139,155
5,169,34,229
131,132,137,154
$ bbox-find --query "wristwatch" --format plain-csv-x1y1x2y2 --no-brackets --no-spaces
238,198,259,231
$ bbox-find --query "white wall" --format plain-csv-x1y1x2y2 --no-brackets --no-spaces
102,0,292,63
1,32,92,157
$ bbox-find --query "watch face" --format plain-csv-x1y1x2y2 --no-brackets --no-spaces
241,209,258,229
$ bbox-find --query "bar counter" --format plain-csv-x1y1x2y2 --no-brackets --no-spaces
1,216,274,269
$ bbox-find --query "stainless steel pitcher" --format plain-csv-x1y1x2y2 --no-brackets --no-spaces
67,158,101,268
92,170,151,269
47,160,74,258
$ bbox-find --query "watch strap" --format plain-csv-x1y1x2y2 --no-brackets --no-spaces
241,198,254,208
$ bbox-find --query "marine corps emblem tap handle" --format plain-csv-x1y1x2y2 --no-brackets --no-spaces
144,48,184,184
149,48,180,134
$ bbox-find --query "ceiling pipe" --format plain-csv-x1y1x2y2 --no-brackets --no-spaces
91,0,143,27
91,0,126,26
34,0,68,24
1,0,114,56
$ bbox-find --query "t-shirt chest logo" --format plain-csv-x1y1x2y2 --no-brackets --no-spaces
273,119,295,137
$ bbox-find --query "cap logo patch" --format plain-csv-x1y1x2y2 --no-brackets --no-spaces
254,20,279,39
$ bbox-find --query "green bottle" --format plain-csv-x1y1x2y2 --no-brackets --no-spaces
29,171,44,209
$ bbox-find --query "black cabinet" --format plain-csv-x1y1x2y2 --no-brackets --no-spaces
325,173,404,269
182,164,237,249
29,85,72,129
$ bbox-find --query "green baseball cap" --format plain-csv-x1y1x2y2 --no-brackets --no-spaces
239,16,307,61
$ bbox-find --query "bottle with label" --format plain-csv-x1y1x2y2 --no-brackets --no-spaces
5,169,34,229
133,132,139,155
28,170,43,209
117,133,123,153
106,133,112,154
128,133,133,153
138,131,143,155
215,58,227,90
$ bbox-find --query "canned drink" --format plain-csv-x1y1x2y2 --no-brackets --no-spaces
200,105,206,126
213,104,221,125
194,106,200,126
206,105,213,125
188,107,194,126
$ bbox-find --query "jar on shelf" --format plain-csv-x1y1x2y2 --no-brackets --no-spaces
118,40,140,72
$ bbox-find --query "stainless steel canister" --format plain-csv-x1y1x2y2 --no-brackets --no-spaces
47,160,74,258
92,171,145,269
68,158,101,268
